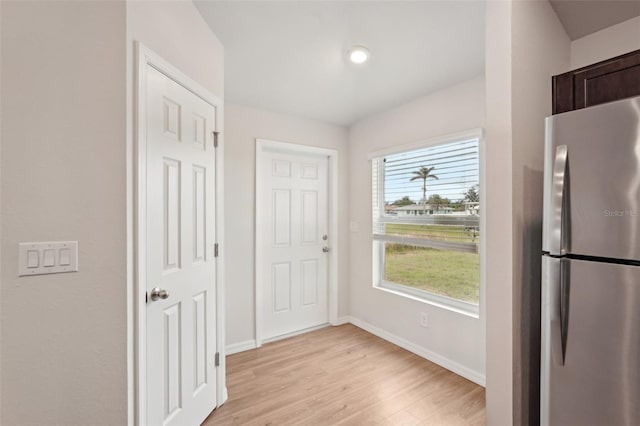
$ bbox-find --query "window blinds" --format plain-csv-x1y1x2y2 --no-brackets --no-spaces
371,137,480,254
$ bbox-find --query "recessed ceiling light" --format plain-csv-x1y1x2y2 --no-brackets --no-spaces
349,46,370,64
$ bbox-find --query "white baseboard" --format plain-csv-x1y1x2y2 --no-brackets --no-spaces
225,321,332,355
262,323,330,345
347,316,486,387
332,316,350,326
227,320,344,355
226,339,257,355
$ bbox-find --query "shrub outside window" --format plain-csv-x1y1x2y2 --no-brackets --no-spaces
371,131,481,315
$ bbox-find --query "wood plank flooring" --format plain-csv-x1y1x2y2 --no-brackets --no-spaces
203,324,485,426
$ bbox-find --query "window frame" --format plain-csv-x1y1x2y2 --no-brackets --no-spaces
369,128,485,318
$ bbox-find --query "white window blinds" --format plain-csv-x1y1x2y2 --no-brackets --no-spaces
371,137,480,254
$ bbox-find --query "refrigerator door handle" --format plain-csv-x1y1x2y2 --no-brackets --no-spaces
549,257,570,366
550,145,570,255
559,258,570,365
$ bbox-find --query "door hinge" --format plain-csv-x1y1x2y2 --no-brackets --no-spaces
213,131,220,148
214,243,219,257
214,352,220,367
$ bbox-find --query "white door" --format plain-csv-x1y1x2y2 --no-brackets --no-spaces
261,150,329,340
145,65,218,426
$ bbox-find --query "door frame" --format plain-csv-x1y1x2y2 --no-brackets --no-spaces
255,138,339,347
133,42,226,426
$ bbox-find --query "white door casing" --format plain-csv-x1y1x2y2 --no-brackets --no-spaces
136,43,225,426
256,140,339,344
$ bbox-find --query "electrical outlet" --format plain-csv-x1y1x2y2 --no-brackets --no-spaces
420,312,428,328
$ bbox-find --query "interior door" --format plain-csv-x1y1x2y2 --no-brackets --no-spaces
145,65,218,425
262,150,329,340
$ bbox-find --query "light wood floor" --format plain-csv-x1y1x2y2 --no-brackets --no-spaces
204,324,485,426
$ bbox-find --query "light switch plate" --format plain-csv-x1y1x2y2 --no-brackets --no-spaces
18,241,78,276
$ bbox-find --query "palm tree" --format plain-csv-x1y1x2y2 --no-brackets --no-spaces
410,166,439,213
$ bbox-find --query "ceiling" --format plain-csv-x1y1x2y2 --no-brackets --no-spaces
195,1,639,126
549,0,640,40
194,1,486,126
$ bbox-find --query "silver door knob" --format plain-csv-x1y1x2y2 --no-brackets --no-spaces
322,247,330,253
150,287,170,301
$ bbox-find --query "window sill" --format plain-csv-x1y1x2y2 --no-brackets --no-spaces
375,281,480,319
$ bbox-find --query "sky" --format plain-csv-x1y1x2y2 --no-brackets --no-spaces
382,138,480,205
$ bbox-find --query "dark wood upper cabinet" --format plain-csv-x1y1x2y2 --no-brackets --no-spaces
552,49,640,115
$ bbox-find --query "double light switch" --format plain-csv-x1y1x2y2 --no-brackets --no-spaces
19,241,78,276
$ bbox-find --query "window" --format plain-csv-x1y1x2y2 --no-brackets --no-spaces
371,131,481,315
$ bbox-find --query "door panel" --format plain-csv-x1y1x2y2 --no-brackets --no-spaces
301,191,318,244
192,291,207,393
163,159,181,271
272,262,292,313
301,259,318,306
543,96,640,260
146,65,217,426
163,303,182,419
262,151,329,340
542,257,640,426
272,189,291,246
193,166,207,263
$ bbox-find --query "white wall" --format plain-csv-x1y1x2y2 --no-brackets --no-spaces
223,104,350,349
0,2,3,420
511,2,570,424
348,76,486,384
484,2,514,421
570,16,640,69
126,1,224,98
1,2,128,424
0,1,224,424
484,1,570,424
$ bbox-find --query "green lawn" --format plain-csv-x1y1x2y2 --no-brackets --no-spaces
384,244,480,304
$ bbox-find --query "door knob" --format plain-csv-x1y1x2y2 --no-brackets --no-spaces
322,247,330,253
149,287,170,301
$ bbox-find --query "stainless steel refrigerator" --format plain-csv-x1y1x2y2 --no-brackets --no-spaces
541,95,640,426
